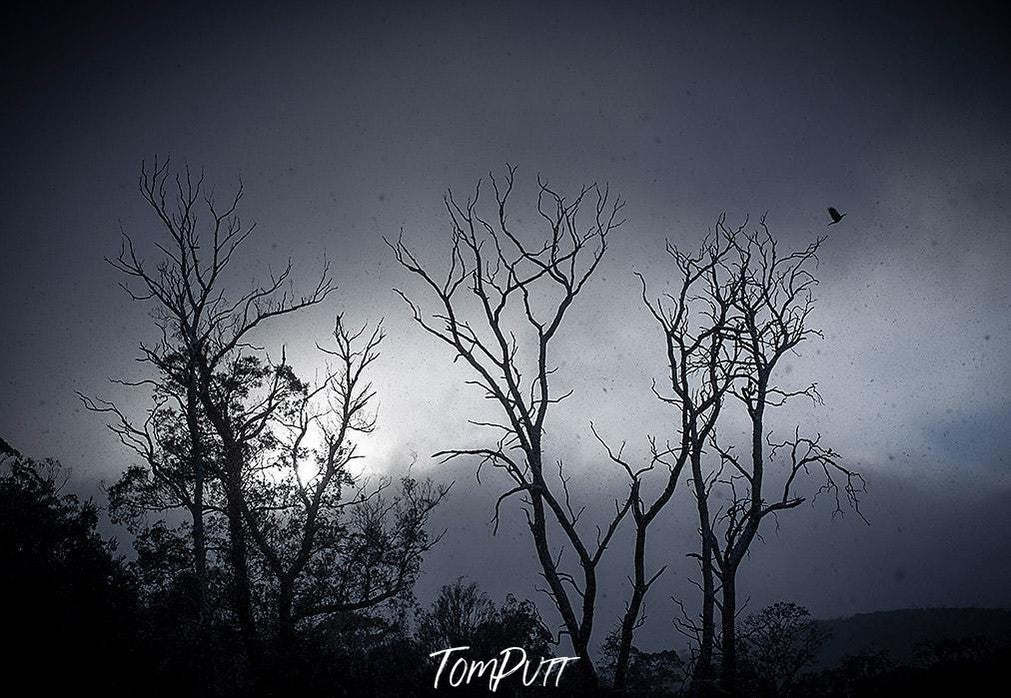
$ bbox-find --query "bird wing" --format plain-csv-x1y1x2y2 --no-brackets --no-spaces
827,207,840,218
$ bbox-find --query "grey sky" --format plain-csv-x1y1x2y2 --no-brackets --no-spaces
2,0,1009,649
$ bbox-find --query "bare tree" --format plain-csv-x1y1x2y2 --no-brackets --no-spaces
234,316,449,659
79,355,221,624
614,220,742,693
634,216,865,694
87,159,333,676
701,219,865,693
387,166,627,686
591,429,687,690
87,161,451,694
79,360,228,686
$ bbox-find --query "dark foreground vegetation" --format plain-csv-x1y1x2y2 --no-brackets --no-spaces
2,446,548,696
4,447,1010,697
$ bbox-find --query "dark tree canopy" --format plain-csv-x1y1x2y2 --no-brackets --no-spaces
1,452,149,693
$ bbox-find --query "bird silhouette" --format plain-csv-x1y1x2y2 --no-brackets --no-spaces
827,207,846,226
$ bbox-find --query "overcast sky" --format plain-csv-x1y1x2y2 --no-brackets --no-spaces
2,0,1009,649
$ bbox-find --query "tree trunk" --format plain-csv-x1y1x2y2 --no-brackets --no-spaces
277,581,295,650
570,632,598,690
261,579,297,695
527,487,598,688
690,452,716,696
184,379,213,690
693,537,716,695
223,472,260,679
192,481,207,617
185,382,209,630
614,515,648,690
719,570,738,695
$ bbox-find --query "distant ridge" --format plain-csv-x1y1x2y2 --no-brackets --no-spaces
813,607,1011,669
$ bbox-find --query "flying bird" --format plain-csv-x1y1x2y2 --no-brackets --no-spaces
827,207,846,226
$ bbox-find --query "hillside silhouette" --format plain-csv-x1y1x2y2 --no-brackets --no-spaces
814,607,1011,669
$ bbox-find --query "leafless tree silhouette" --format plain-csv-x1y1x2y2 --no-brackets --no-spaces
86,159,333,674
387,165,626,686
83,161,447,687
594,224,742,690
606,218,744,691
235,316,449,659
693,218,866,693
